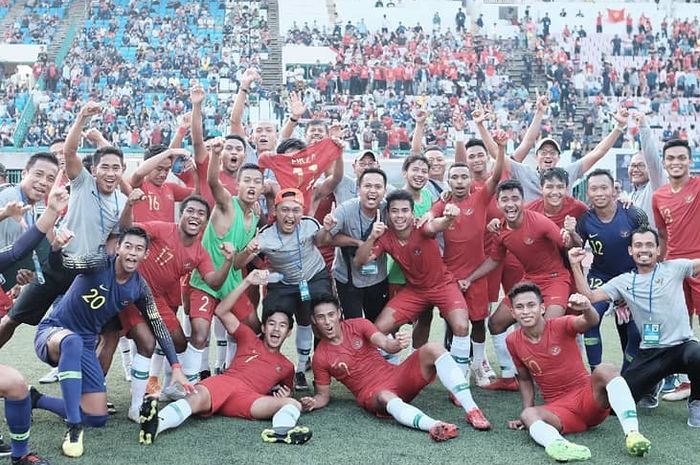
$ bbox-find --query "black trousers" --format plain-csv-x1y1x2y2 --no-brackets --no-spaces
623,340,700,402
335,279,388,323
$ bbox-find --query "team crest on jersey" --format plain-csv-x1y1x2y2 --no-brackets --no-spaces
413,248,422,256
550,345,561,356
524,237,534,245
620,230,630,238
464,208,474,216
686,195,695,204
184,261,193,270
352,338,363,349
275,365,282,373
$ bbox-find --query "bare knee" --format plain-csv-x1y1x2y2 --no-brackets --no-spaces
189,319,211,349
130,329,156,357
592,363,620,383
520,407,541,427
422,341,448,360
0,366,28,399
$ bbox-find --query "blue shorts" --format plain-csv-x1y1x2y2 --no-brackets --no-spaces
34,325,106,394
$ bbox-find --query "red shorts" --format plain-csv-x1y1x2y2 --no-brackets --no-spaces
683,276,700,316
357,350,434,414
486,252,525,302
119,297,180,334
200,375,261,420
188,287,254,322
180,273,192,314
386,282,466,326
504,272,571,309
462,276,489,322
543,381,610,434
0,290,12,318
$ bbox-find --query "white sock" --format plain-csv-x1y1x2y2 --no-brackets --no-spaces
182,343,204,383
679,374,690,383
225,334,238,368
295,325,313,373
435,352,477,411
529,420,564,448
213,318,228,371
386,397,437,431
450,335,471,377
181,314,192,339
492,331,515,378
271,404,300,429
130,354,150,411
200,340,210,372
472,340,486,367
157,399,192,435
149,345,165,378
119,336,132,370
606,376,639,435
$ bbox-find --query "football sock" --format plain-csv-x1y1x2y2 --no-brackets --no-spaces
58,334,84,425
5,394,31,459
492,331,515,378
435,352,477,411
296,325,313,373
149,345,165,379
35,393,66,417
157,399,192,435
130,354,151,412
200,339,210,372
182,343,204,383
606,376,639,435
225,335,237,368
450,335,471,377
213,318,227,371
472,341,486,367
529,420,564,447
181,315,192,340
272,404,300,429
584,326,603,369
386,398,437,431
118,336,132,371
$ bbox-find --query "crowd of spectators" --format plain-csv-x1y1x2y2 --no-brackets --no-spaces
3,0,66,45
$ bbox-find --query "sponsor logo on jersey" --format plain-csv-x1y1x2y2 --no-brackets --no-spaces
413,248,422,256
524,237,534,245
686,195,695,204
550,345,561,356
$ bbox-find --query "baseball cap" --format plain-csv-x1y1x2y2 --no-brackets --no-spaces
535,137,561,153
274,188,304,207
356,150,377,162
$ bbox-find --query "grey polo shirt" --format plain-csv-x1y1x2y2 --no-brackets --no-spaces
508,159,585,202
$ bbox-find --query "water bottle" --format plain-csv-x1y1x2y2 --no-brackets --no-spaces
267,272,284,283
32,251,45,285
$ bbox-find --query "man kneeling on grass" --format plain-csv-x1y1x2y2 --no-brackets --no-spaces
505,283,651,462
300,295,490,443
139,270,312,445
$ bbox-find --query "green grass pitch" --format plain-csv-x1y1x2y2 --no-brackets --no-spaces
1,314,699,465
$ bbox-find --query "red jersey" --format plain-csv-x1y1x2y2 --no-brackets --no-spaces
132,180,193,223
652,177,700,259
373,225,452,288
177,158,238,208
506,316,590,403
136,221,215,308
526,196,588,229
431,186,491,277
258,139,342,213
224,323,294,392
491,210,567,280
312,319,389,397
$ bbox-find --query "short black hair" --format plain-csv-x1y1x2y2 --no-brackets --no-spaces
385,189,414,211
358,167,387,187
225,134,248,150
311,294,341,315
448,162,470,175
237,163,263,180
662,139,691,159
465,138,487,152
118,226,150,250
276,138,307,154
82,154,93,172
508,282,543,304
423,145,443,154
179,194,211,219
93,146,124,166
496,179,524,198
261,306,294,329
143,144,168,161
630,226,659,246
586,168,615,186
540,167,569,187
49,138,66,147
26,152,59,171
402,155,430,172
305,119,328,133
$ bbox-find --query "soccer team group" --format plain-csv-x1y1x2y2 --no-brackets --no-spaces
0,72,699,465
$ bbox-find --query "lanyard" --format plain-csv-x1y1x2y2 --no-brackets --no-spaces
92,189,120,238
358,206,376,240
16,186,34,228
276,224,303,272
632,264,657,320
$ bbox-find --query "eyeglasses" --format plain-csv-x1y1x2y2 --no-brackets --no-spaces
629,163,646,169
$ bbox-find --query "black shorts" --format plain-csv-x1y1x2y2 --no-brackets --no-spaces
262,269,331,318
8,262,77,325
335,279,388,322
